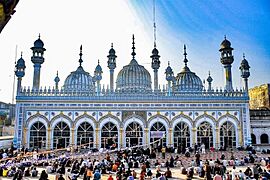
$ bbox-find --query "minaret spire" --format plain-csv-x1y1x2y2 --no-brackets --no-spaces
153,0,157,48
79,45,83,67
131,34,136,59
183,44,188,67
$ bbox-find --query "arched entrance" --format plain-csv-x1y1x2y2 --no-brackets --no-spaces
173,122,190,151
53,121,70,149
29,121,46,149
101,122,118,149
150,122,167,147
197,121,213,149
125,122,143,147
251,133,256,144
77,122,94,148
261,134,269,144
219,121,236,149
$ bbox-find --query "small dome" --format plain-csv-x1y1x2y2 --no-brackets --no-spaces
108,43,116,55
220,36,232,50
34,35,44,48
54,72,60,83
152,47,159,55
207,73,213,83
95,60,103,73
63,66,94,92
116,59,152,93
16,56,26,69
240,55,250,69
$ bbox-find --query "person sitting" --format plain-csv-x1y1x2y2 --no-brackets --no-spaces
39,170,48,180
24,167,31,177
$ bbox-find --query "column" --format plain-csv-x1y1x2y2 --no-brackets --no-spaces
95,128,100,148
47,127,51,149
238,127,242,146
23,127,28,148
192,127,196,146
168,128,173,147
215,127,219,149
144,128,149,146
71,127,75,146
119,128,123,148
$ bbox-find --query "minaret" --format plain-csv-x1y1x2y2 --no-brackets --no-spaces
31,34,46,90
94,60,103,96
165,61,174,96
107,43,117,92
207,71,213,92
15,52,26,95
219,36,234,91
54,71,60,90
239,53,250,92
151,0,160,92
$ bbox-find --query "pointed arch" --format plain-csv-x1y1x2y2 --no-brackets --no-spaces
26,113,49,128
194,114,216,126
148,114,170,128
123,114,146,128
74,113,96,126
217,114,239,123
123,117,144,147
98,114,122,127
172,113,193,123
50,114,73,128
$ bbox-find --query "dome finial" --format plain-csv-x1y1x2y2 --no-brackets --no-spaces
183,44,188,66
111,43,113,48
224,35,226,40
131,34,136,59
79,45,83,67
38,33,41,39
21,51,23,58
243,53,245,59
168,61,170,66
98,59,100,65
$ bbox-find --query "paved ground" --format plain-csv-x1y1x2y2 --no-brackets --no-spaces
1,151,268,180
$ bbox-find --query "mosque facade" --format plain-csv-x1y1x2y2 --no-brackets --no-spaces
13,35,252,150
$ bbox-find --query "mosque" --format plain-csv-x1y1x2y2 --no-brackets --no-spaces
13,34,252,150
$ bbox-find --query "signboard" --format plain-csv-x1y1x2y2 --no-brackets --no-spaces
150,131,164,138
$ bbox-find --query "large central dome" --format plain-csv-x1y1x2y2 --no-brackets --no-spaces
116,35,152,93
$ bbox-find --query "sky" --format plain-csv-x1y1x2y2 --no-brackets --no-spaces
0,0,269,103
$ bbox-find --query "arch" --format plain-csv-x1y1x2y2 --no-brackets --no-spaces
99,114,122,127
26,113,49,127
196,118,216,148
51,116,72,149
52,121,71,149
123,117,145,147
148,117,169,146
123,114,147,128
260,134,269,144
50,114,72,128
74,113,96,125
217,114,239,123
75,117,96,147
99,117,120,148
251,133,256,144
148,114,170,127
27,116,48,149
194,114,216,126
172,114,193,123
218,116,239,148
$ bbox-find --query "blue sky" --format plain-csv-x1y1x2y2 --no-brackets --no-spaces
0,0,269,103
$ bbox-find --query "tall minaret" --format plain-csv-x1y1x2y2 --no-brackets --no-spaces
219,36,234,91
239,53,250,92
15,52,26,95
151,0,160,92
107,43,117,92
94,60,103,96
54,71,60,90
31,34,46,90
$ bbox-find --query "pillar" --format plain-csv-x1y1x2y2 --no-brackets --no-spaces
215,127,219,149
119,128,123,148
144,128,149,146
23,127,27,148
192,127,196,146
71,127,75,146
238,127,242,146
95,128,100,148
168,128,173,147
47,127,51,149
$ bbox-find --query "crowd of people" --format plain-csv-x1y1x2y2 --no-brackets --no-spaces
0,144,269,180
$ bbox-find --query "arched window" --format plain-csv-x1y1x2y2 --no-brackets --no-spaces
251,134,256,144
197,121,213,149
125,122,143,147
150,122,167,147
77,122,94,148
29,121,46,149
220,121,236,148
53,121,70,149
173,122,190,149
101,122,118,149
260,134,269,144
